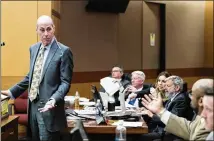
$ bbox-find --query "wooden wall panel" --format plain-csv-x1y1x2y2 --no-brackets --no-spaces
204,1,213,68
2,68,212,99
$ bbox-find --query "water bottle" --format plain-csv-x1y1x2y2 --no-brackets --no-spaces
96,99,102,115
115,120,126,141
108,95,115,111
74,91,80,110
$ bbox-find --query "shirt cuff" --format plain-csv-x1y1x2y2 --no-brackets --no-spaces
8,90,15,99
159,109,171,125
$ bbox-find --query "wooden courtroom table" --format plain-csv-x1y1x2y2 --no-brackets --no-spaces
67,120,148,134
1,116,19,141
65,119,148,141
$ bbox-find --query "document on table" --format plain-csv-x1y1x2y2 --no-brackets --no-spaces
112,121,143,127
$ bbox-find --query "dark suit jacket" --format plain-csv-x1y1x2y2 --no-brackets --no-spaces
100,77,131,106
149,92,193,135
10,40,74,132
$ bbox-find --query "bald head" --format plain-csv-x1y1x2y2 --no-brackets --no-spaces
192,79,213,97
36,15,55,46
37,15,54,28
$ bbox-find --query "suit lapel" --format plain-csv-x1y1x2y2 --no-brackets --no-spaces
167,93,181,109
29,43,41,84
40,40,58,81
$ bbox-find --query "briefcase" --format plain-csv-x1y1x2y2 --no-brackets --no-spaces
1,94,10,119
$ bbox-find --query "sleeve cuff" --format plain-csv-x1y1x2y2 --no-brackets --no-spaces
160,110,171,125
8,90,15,99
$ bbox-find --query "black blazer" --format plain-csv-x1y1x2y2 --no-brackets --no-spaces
149,92,194,135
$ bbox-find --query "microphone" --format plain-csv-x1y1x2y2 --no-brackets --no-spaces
1,42,5,46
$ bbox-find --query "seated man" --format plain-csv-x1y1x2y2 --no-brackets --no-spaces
141,75,194,141
100,65,131,106
125,71,151,107
141,78,212,141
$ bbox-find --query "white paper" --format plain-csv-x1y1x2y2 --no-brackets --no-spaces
79,101,95,106
79,97,89,102
99,92,109,102
100,77,120,96
112,121,143,127
74,109,96,115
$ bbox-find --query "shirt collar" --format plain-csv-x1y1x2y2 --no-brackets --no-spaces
170,92,180,101
136,86,143,92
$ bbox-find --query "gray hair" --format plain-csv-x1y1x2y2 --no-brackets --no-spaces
131,71,146,81
165,75,184,92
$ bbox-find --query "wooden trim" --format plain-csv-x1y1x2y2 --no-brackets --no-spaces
1,68,212,84
72,68,213,83
51,9,61,19
167,68,213,78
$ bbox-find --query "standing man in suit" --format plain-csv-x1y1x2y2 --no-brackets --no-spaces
1,15,74,141
141,79,212,140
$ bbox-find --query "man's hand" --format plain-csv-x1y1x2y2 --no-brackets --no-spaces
127,85,137,93
38,99,56,113
141,93,164,114
1,90,10,97
128,93,137,100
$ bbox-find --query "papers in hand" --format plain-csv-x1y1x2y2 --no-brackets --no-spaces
100,77,120,96
112,121,143,127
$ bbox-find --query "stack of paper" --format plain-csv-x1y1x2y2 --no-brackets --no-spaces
100,77,120,96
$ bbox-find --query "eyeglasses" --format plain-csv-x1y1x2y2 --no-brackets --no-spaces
111,70,121,73
188,90,192,98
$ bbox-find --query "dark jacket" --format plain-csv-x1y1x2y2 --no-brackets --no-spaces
149,92,194,135
10,40,74,133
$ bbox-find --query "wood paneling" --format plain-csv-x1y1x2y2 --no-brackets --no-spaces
2,68,212,99
204,1,213,68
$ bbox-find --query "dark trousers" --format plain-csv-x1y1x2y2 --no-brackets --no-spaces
30,100,60,141
140,132,162,141
140,132,184,141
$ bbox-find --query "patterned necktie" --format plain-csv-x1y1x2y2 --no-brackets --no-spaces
29,46,46,101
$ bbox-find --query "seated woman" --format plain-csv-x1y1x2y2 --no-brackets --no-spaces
150,71,171,104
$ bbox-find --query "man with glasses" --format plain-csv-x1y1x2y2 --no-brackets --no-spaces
141,78,212,140
100,65,131,106
140,75,193,141
125,71,152,107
